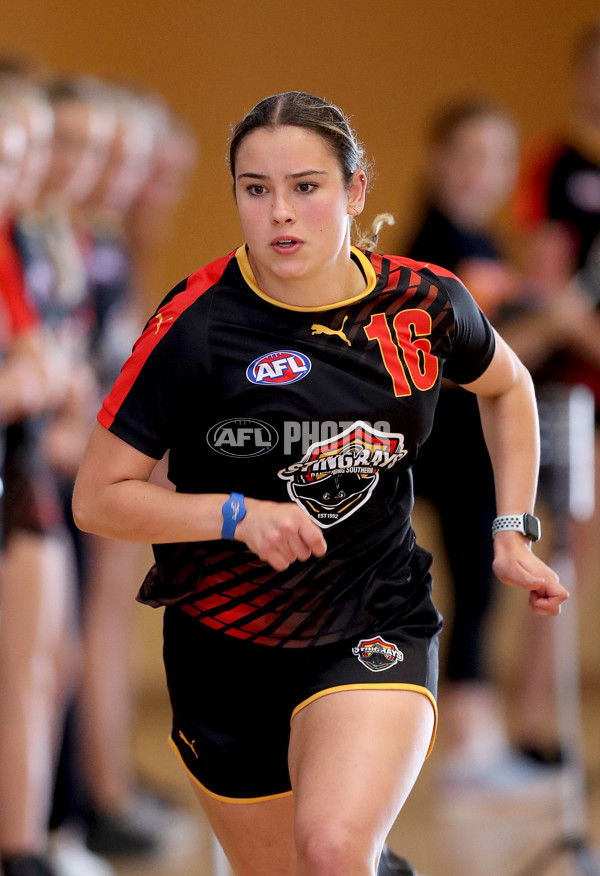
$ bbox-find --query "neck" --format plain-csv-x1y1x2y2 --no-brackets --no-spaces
247,241,366,308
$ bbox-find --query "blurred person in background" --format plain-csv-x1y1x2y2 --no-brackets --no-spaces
5,70,118,876
0,77,78,876
0,64,200,876
75,84,154,854
75,82,197,859
403,99,595,792
26,74,163,867
511,19,600,762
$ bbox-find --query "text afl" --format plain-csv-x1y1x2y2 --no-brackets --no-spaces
247,350,311,386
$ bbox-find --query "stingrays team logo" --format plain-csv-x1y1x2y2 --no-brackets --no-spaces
352,636,404,672
277,420,408,528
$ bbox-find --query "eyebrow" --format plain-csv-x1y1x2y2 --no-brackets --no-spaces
236,169,329,181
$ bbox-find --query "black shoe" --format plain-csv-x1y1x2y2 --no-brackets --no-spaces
0,854,57,876
85,810,158,857
378,843,417,876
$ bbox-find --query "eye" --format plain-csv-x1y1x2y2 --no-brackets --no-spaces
297,182,317,193
247,184,266,196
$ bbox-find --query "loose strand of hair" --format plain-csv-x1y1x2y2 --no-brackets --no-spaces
354,213,395,252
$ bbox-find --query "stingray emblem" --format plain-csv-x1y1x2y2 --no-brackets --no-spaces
277,420,408,528
352,636,404,672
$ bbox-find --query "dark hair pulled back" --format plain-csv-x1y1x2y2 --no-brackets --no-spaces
228,91,367,188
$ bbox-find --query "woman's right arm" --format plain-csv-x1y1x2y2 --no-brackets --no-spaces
72,423,226,543
72,423,326,569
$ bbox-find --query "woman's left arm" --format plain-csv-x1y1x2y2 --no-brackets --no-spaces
463,329,569,615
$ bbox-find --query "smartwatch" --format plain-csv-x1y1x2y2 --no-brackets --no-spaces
491,512,541,542
221,492,246,540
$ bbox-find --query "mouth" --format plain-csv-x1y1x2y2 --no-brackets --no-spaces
270,237,303,252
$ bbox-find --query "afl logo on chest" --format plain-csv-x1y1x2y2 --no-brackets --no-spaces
247,350,311,386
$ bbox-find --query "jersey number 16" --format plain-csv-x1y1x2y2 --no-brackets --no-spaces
364,309,438,397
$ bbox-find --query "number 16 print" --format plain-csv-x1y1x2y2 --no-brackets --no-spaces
364,309,438,396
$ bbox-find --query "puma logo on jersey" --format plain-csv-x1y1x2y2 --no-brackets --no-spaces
152,312,174,334
178,730,198,758
311,315,351,346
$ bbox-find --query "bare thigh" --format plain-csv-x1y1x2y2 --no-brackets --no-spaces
189,780,296,876
289,689,435,872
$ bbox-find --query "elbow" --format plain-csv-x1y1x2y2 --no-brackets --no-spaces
501,344,533,397
515,358,535,396
71,480,99,534
71,498,91,534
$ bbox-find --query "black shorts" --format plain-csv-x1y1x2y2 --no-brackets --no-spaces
2,421,64,539
163,548,442,803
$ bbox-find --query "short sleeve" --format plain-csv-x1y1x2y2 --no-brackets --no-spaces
442,275,496,385
98,278,205,458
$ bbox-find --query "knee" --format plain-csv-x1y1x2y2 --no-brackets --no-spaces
295,819,375,875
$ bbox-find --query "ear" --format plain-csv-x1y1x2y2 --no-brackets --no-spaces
347,170,367,216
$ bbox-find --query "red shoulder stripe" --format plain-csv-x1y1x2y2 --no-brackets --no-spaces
377,251,461,282
98,253,232,430
397,255,459,281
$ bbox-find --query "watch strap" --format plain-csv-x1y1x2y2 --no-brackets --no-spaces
491,513,540,542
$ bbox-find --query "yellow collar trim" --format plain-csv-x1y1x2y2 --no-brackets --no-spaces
235,244,376,312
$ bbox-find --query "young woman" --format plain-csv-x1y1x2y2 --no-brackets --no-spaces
73,91,567,876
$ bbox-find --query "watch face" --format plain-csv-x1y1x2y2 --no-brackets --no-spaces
524,513,541,541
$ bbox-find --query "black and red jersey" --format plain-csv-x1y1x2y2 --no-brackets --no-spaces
99,245,494,647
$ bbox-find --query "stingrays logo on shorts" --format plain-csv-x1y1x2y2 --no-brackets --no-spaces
352,636,404,672
246,350,311,386
277,420,408,528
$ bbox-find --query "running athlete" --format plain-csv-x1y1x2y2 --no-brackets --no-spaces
73,91,567,876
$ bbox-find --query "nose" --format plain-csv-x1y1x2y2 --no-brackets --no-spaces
271,192,294,225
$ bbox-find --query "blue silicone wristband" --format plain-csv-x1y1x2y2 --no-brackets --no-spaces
221,493,246,540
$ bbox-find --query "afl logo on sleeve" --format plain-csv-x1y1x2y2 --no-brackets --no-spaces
352,636,404,672
247,350,311,386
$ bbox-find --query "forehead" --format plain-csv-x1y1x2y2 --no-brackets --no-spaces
235,125,338,173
